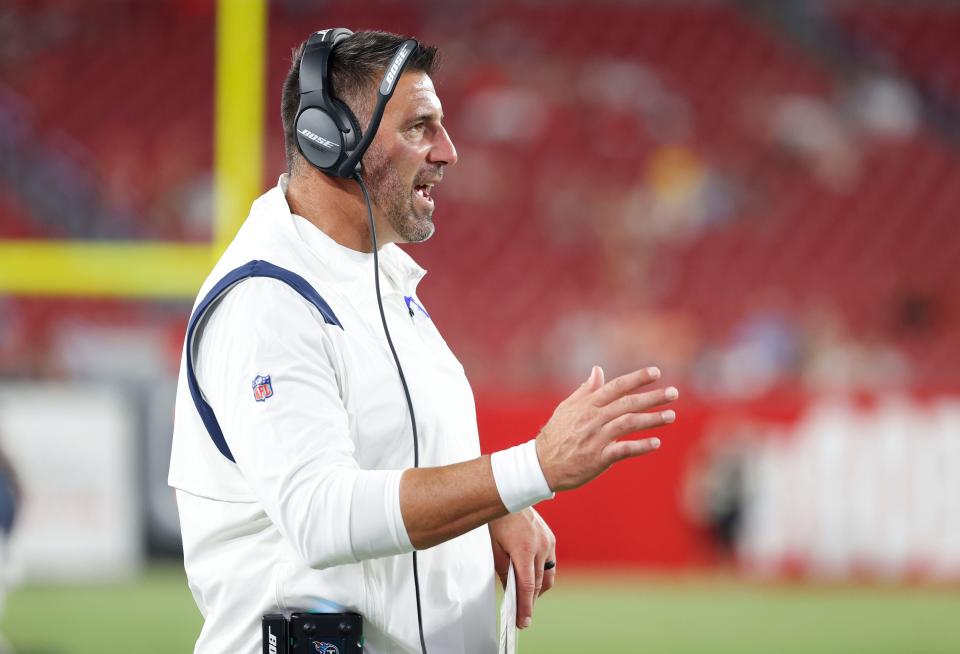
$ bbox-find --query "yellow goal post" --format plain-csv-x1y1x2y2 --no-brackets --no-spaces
0,0,266,300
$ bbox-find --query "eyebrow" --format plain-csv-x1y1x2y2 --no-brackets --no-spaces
407,110,444,125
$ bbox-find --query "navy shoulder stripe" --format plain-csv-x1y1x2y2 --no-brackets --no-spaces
185,260,342,462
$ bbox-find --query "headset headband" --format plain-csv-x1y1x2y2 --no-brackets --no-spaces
298,29,349,95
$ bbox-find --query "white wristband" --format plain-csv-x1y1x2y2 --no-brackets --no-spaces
490,439,555,513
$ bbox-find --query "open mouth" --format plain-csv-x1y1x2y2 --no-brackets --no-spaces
414,184,434,205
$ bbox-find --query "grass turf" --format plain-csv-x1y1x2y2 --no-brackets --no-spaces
2,566,958,653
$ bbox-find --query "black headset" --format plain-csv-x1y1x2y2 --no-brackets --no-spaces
295,28,419,179
295,28,431,654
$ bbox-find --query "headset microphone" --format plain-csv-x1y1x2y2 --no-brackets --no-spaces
338,40,416,178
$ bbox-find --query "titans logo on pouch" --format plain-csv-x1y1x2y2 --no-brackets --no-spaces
313,642,339,654
252,374,274,402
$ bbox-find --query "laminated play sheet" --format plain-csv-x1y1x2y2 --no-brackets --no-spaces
498,562,518,654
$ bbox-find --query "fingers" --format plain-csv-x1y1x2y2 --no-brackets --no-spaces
494,559,508,589
568,365,605,402
600,437,661,466
542,565,556,596
489,510,556,629
491,537,510,588
541,550,557,595
600,407,676,442
591,366,662,407
511,541,553,629
600,386,679,423
533,553,545,607
515,556,537,629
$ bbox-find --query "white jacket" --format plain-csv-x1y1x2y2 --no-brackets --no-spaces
169,176,496,653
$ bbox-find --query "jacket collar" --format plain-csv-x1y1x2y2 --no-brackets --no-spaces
253,175,427,298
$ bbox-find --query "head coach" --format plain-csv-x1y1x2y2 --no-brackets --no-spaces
169,28,679,654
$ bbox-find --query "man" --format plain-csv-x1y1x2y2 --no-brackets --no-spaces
0,446,18,654
170,30,678,653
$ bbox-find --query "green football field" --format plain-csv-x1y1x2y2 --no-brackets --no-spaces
3,565,958,653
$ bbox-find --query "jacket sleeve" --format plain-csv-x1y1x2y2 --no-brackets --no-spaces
194,277,413,568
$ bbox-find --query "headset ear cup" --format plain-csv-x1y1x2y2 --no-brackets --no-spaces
295,107,345,171
330,98,361,153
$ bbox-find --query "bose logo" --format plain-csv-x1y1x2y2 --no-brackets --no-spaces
381,43,413,93
299,128,338,151
268,627,278,654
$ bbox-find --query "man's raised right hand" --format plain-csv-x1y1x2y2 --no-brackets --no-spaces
535,366,678,492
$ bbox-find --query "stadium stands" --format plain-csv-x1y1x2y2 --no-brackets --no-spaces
1,0,957,392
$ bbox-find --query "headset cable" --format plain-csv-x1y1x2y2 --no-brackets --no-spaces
356,173,429,654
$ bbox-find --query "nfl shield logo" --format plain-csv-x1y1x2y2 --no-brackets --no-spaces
252,374,273,402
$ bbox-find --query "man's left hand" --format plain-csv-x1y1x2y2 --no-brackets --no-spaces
488,507,556,629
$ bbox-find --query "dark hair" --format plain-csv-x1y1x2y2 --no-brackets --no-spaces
281,30,439,171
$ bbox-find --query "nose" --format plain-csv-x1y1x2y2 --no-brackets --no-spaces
428,124,458,167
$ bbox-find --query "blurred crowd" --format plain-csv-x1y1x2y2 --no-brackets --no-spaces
0,0,958,398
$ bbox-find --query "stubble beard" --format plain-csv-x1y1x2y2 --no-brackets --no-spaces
363,148,436,244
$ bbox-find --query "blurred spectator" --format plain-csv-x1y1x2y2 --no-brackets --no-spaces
766,93,861,192
800,304,911,392
683,422,757,564
844,72,920,142
892,288,940,338
546,306,701,389
460,83,548,145
0,446,18,543
577,59,692,145
0,298,21,376
0,444,20,654
692,301,803,399
621,144,741,243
